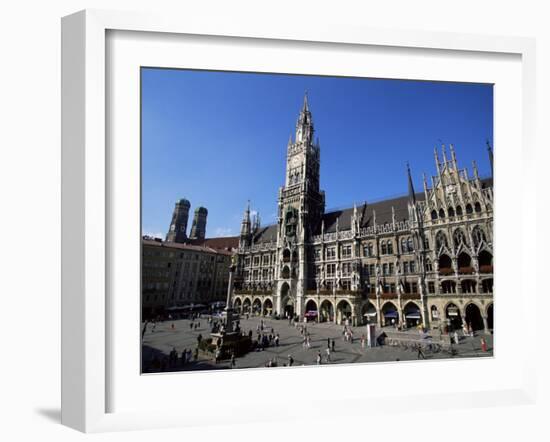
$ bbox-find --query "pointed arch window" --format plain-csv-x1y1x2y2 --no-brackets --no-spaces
387,240,394,254
448,207,455,218
472,226,487,248
431,210,437,220
426,258,433,272
381,241,387,255
453,228,468,248
435,231,448,250
466,204,473,214
439,208,445,219
456,205,463,216
474,202,482,213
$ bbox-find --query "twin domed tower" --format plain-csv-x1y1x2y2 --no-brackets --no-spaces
166,199,208,243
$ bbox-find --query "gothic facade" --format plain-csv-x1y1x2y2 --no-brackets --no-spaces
233,95,494,332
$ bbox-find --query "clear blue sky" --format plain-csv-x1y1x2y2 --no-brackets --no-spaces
141,68,493,239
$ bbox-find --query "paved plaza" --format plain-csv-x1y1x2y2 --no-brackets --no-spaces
142,315,493,373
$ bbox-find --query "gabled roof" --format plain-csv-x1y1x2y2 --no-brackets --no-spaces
252,224,278,244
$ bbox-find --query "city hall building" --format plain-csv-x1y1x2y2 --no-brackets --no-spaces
232,95,494,333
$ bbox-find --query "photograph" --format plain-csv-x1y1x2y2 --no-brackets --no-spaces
140,68,494,373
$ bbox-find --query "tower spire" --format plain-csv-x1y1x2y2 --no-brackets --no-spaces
407,162,416,204
296,92,314,143
487,139,494,177
434,146,441,177
240,200,251,239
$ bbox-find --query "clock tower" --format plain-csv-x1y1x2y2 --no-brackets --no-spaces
276,93,325,317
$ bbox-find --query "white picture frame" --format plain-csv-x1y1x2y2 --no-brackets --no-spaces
61,9,538,433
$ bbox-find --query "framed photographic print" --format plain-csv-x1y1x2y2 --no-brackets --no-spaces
62,9,537,433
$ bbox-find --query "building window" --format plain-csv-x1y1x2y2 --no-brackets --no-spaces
409,261,415,273
326,264,336,277
388,263,394,275
403,262,409,274
341,280,351,290
342,262,351,276
314,248,321,261
387,241,394,254
325,247,336,260
363,242,374,257
382,263,388,276
341,245,352,258
253,256,260,267
428,281,435,294
381,242,387,255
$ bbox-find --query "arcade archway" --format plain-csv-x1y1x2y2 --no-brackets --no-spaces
252,298,262,315
445,303,462,331
403,302,422,328
381,302,399,327
304,299,318,322
263,298,273,316
361,302,377,325
336,300,352,325
242,298,251,313
465,303,484,331
319,300,334,323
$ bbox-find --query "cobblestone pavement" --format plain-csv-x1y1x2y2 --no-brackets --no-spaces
142,315,493,373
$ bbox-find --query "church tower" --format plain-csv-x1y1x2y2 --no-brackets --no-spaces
189,207,208,240
166,198,190,243
276,93,325,317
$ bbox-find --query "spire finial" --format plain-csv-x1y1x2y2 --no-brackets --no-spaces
407,162,416,204
487,139,494,177
303,90,309,112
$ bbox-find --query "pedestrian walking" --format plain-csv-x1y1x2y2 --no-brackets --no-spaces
325,347,331,363
327,338,331,348
288,354,294,366
316,351,322,365
417,344,426,360
275,333,280,346
230,352,236,368
480,337,488,352
361,334,365,349
331,339,335,352
453,331,460,344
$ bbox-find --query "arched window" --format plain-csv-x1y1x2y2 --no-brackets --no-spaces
431,210,437,220
438,254,453,275
400,238,407,254
423,237,430,250
381,241,387,255
474,202,482,213
426,258,433,272
453,228,468,247
456,205,463,216
439,208,445,219
435,231,448,250
448,207,455,218
466,204,473,214
407,237,414,252
387,241,394,254
471,226,487,248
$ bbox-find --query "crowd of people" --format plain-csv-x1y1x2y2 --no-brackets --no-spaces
143,310,491,372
